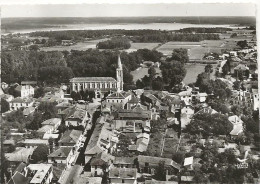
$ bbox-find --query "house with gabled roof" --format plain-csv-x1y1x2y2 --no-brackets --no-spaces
58,129,85,150
20,139,48,148
84,123,119,165
90,152,115,177
48,146,74,166
5,147,36,165
106,91,132,105
65,108,89,127
109,168,137,184
137,155,181,175
127,96,141,110
7,171,30,184
113,157,136,168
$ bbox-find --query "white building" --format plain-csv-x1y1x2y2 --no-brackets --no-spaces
27,164,53,184
9,97,34,111
70,55,124,98
196,93,208,103
15,85,34,98
252,89,259,111
228,115,244,137
178,89,192,103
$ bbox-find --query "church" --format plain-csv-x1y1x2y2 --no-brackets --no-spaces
70,55,124,98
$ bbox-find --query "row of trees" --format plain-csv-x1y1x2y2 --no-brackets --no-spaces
177,27,232,33
131,33,220,43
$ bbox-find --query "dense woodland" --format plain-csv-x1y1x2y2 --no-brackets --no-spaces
97,37,131,49
29,29,220,43
2,48,163,88
177,27,232,33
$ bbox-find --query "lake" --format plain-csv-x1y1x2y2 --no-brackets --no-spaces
5,23,242,34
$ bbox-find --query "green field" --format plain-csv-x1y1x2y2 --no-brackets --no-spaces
131,63,216,85
130,67,161,82
40,38,109,51
184,63,217,84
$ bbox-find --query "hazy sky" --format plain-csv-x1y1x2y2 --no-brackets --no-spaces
1,3,256,17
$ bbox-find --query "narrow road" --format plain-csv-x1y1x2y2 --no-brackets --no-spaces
59,103,101,184
160,129,167,157
76,106,100,165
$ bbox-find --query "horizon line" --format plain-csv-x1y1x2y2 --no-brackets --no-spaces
2,15,256,18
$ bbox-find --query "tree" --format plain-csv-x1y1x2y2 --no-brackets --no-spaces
97,37,131,49
237,40,248,49
172,152,185,164
230,33,237,38
161,61,186,89
71,91,77,101
31,145,49,163
242,116,259,134
1,98,10,113
209,101,230,114
195,72,211,91
34,86,45,98
204,64,213,74
29,45,40,51
38,102,58,120
185,113,233,137
38,66,74,84
136,79,144,89
152,77,164,90
148,67,156,79
168,48,189,63
27,112,43,130
48,138,54,153
231,105,242,116
153,161,166,181
193,171,208,183
233,81,241,90
58,118,67,134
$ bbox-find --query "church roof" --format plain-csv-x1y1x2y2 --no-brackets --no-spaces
70,77,116,83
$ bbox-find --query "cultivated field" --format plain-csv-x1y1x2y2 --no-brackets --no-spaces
156,41,201,56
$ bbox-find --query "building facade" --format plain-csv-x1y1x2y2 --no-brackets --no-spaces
70,55,124,97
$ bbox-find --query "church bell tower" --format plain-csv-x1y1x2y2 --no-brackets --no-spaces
116,55,124,92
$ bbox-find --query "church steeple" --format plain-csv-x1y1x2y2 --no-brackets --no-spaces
118,55,122,69
116,55,123,92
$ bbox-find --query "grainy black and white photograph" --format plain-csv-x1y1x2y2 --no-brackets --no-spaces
0,1,259,184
